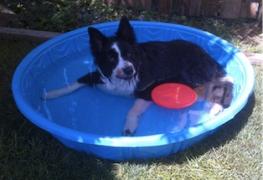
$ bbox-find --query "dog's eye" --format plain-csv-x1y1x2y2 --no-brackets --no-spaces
109,56,115,62
127,52,132,58
108,53,116,62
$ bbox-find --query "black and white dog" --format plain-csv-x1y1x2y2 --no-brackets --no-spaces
44,17,233,135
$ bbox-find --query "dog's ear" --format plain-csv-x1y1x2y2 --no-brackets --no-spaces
88,27,108,54
116,16,136,44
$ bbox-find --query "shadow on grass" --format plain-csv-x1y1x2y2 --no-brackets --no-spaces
129,92,255,164
2,92,115,179
0,39,116,180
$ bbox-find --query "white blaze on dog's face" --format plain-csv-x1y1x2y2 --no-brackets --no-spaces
88,16,139,81
96,41,139,96
87,17,140,96
111,42,136,80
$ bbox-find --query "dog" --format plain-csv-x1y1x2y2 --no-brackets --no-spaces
44,17,233,135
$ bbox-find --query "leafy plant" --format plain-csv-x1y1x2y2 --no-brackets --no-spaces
3,0,154,31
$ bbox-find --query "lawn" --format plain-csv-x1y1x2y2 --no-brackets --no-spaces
0,21,262,179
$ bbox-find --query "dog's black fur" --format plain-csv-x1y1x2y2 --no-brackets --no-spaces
78,17,226,101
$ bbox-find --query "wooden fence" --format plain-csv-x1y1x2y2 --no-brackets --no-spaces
105,0,262,19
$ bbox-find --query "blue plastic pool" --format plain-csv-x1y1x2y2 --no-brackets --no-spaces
12,21,254,160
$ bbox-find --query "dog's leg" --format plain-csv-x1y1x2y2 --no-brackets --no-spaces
43,71,102,100
219,76,234,108
43,82,85,99
208,102,223,117
209,76,234,108
205,82,225,117
123,98,152,135
205,76,234,117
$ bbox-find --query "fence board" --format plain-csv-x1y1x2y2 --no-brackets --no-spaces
106,0,261,19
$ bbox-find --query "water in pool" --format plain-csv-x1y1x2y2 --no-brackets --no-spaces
37,52,238,136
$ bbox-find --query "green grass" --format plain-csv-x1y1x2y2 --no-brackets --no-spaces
1,23,262,179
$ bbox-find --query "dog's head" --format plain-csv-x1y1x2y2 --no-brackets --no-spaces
88,17,140,80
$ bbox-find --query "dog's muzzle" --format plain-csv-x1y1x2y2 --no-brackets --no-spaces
116,65,135,80
123,66,134,76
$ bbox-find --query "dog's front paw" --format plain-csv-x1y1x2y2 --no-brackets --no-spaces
123,115,139,136
122,98,152,136
123,129,134,136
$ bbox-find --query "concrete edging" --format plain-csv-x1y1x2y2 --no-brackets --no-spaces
0,26,60,41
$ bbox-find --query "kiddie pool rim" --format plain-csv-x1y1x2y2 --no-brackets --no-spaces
12,20,255,148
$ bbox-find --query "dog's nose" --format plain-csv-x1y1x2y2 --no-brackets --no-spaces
123,66,134,76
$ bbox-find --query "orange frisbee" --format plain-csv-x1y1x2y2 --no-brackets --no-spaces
151,83,197,109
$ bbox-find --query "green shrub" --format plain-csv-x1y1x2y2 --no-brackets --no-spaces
3,0,155,32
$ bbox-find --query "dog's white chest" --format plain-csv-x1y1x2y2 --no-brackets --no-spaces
97,77,138,96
